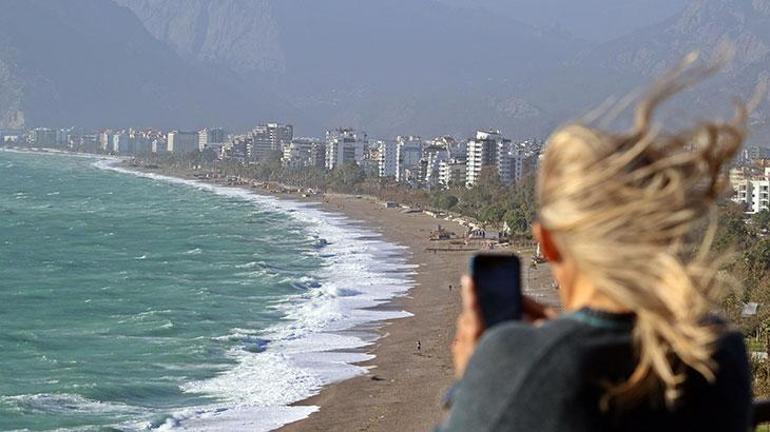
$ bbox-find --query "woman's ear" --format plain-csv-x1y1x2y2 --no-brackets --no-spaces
533,222,561,263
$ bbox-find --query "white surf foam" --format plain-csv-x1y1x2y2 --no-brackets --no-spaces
96,161,416,431
0,393,140,417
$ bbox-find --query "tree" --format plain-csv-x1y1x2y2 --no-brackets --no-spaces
432,192,458,210
479,205,506,229
746,239,770,276
330,163,365,192
752,210,770,233
714,204,752,252
504,207,530,235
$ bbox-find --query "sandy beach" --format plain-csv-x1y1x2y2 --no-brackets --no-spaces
277,193,558,432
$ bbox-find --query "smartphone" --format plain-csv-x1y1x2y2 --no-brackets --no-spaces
470,253,522,327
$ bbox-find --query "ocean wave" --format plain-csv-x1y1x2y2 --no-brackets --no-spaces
0,393,139,417
95,160,417,432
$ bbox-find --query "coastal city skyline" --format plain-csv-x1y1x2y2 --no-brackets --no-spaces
3,121,770,215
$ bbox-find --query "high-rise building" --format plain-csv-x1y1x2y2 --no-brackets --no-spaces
377,140,398,178
325,128,367,170
422,145,451,187
466,130,503,187
282,137,325,169
129,130,152,154
198,128,227,150
29,128,57,147
226,135,251,162
112,131,134,154
308,140,327,169
731,167,770,214
98,131,113,152
439,158,467,188
396,136,423,183
167,131,200,154
249,123,293,161
465,130,523,187
498,148,523,185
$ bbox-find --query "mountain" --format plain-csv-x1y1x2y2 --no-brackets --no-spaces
580,0,770,142
0,0,286,130
110,0,283,76
435,0,688,43
114,0,585,138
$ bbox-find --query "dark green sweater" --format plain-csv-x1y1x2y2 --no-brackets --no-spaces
439,309,751,431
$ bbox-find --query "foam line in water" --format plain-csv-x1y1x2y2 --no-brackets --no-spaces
96,160,416,431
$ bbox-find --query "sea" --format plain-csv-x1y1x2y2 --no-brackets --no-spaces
0,149,415,431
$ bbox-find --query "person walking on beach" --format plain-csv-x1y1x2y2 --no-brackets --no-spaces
440,58,753,432
417,340,421,353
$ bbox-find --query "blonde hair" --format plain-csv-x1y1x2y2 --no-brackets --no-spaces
537,57,748,406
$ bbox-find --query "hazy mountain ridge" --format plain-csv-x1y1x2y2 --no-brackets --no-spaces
579,0,770,139
585,0,770,75
113,0,285,75
0,0,284,130
113,0,585,137
435,0,688,43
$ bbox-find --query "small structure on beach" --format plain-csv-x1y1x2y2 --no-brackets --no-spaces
468,228,500,241
743,302,760,318
429,225,452,240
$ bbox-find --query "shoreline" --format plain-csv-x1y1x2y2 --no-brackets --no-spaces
278,193,469,431
115,163,559,431
98,160,426,430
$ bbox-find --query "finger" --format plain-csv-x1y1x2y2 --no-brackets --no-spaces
460,275,477,310
542,306,558,319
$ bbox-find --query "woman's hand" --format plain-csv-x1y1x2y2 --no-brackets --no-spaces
451,276,557,379
452,276,484,379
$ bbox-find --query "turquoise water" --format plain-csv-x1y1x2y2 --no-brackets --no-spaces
0,151,412,431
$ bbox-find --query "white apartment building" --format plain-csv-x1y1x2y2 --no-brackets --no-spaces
98,131,113,152
466,130,505,187
167,131,200,154
754,177,770,214
325,128,367,170
731,167,770,214
396,136,423,183
112,132,131,154
377,140,398,178
465,130,525,187
423,145,450,187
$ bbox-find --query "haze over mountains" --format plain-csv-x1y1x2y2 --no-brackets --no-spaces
1,0,769,142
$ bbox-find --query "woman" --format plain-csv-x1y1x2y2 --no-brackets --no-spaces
441,60,754,431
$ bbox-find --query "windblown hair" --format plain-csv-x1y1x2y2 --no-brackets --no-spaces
536,56,748,407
